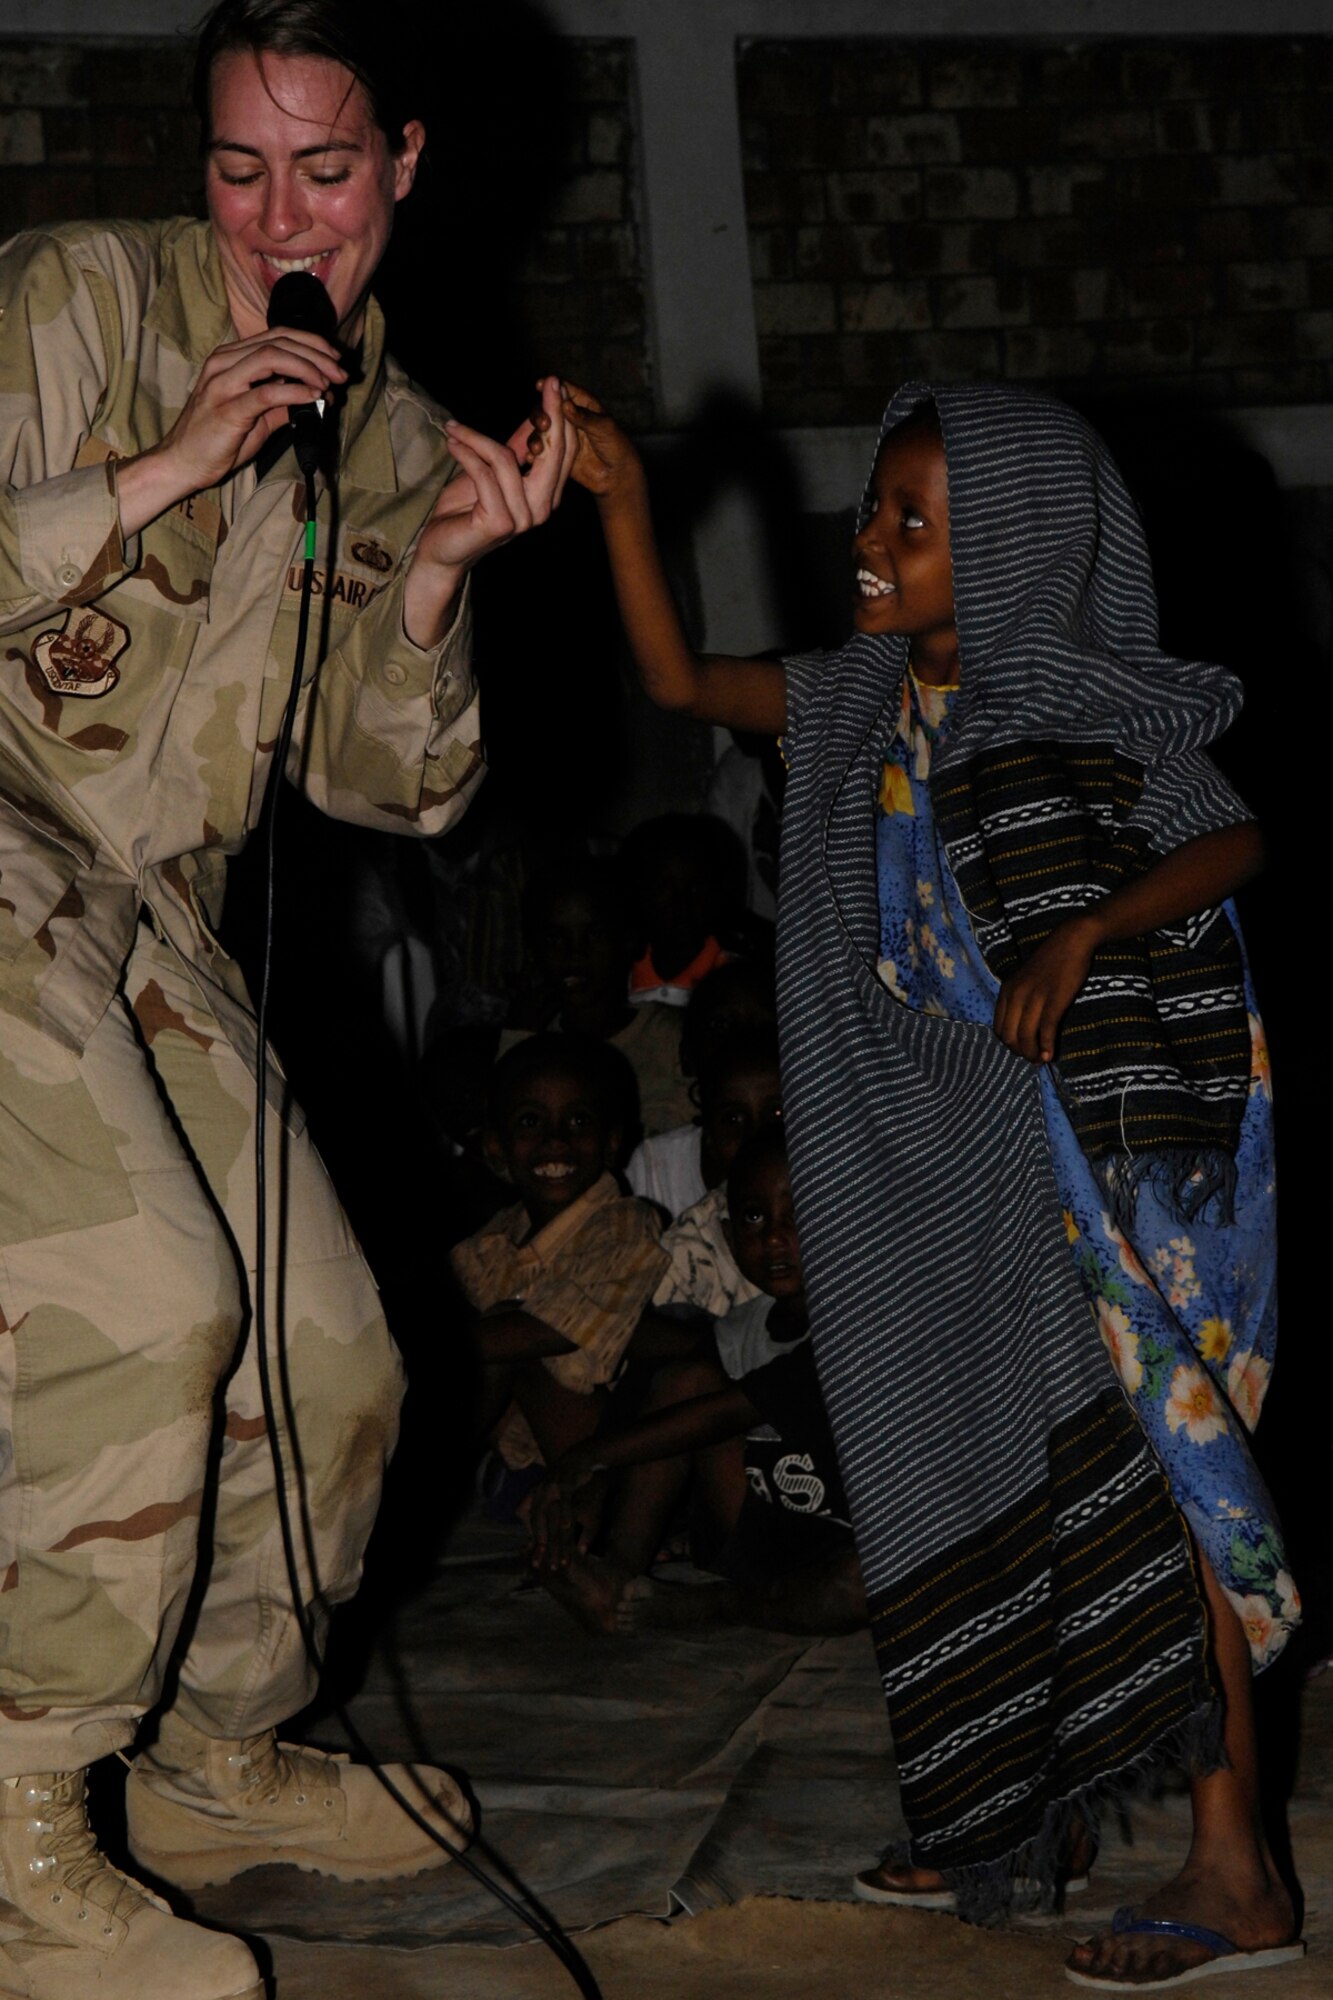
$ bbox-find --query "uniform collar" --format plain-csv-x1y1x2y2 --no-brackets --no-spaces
337,297,396,493
142,219,232,365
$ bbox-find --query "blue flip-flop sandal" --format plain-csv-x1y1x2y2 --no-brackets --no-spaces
1065,1907,1306,1989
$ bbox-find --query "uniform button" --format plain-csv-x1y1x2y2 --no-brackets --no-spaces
382,662,407,686
57,563,80,588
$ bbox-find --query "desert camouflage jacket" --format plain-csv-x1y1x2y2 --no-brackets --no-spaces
0,216,483,1076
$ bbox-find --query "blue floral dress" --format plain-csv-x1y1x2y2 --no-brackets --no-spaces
876,671,1297,1667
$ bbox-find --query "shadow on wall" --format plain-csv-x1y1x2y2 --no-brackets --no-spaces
1092,402,1328,1666
654,386,842,655
1088,398,1318,1059
376,3,574,430
376,2,639,836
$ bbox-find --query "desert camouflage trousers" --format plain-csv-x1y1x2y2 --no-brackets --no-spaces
0,922,403,1776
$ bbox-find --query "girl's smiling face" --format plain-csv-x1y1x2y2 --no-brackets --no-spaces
852,418,959,682
537,888,626,1014
206,49,423,343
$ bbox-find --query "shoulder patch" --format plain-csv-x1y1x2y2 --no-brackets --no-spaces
32,608,130,699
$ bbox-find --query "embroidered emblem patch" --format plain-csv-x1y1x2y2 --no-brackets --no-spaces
32,608,130,699
350,537,393,573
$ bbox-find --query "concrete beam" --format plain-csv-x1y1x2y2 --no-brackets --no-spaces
10,1,1330,38
573,0,1333,31
620,7,774,651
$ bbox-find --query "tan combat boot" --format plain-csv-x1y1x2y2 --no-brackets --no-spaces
125,1711,473,1890
0,1770,261,1999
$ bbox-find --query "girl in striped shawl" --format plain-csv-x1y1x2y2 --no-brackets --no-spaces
554,379,1301,1989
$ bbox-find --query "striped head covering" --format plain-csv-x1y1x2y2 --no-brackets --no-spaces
776,383,1234,1914
864,381,1245,812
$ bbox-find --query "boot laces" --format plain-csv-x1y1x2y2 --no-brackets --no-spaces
225,1731,332,1808
27,1775,145,1929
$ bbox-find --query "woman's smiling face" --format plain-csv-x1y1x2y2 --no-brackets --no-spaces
206,49,423,342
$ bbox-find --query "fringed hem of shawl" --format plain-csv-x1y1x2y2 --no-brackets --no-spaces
885,1696,1225,1927
1101,1147,1239,1235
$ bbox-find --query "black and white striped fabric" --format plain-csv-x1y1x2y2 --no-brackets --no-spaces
776,383,1236,1912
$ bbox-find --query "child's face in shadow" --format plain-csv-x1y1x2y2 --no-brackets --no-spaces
635,852,719,980
537,890,626,1009
681,976,777,1078
701,1061,783,1187
852,423,955,666
726,1156,803,1302
488,1070,617,1226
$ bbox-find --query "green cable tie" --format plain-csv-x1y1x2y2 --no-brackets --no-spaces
304,518,317,560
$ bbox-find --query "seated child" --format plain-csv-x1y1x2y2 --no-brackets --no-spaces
653,1182,761,1326
626,1028,784,1220
528,1133,863,1638
621,812,748,1005
500,856,694,1137
635,1002,784,1349
451,1033,668,1475
678,958,777,1085
703,729,785,924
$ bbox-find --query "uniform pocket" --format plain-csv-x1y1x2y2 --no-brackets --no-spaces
0,1004,137,1251
0,795,92,964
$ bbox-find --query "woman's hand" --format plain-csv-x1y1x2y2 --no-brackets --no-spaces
115,329,347,535
402,375,577,647
992,914,1099,1065
528,1449,607,1573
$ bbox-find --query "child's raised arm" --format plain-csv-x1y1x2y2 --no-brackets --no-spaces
558,384,787,737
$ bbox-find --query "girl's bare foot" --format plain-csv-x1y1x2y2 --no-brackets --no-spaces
1066,1858,1297,1986
853,1857,957,1908
1067,1553,1302,1985
855,1822,1096,1910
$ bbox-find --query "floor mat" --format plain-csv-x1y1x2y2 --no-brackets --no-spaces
188,1514,899,1947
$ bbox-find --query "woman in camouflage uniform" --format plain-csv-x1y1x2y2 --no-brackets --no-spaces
0,5,575,1995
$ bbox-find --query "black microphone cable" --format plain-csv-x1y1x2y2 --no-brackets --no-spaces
248,427,605,2000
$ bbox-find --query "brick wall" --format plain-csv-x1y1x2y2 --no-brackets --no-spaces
0,41,200,227
506,41,651,426
738,37,1333,426
0,36,653,430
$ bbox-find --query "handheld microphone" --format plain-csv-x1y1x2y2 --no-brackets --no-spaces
266,270,338,478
